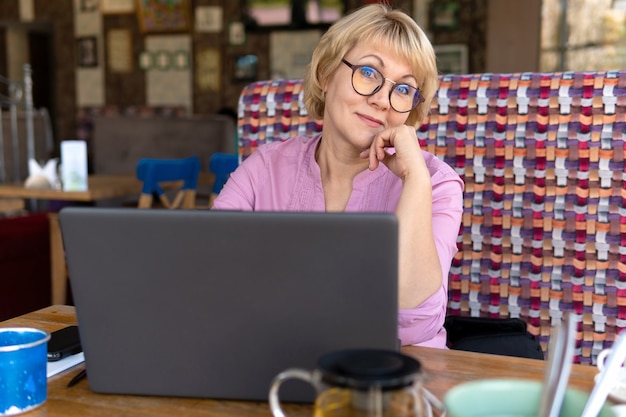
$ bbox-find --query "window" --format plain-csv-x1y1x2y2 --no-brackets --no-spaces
244,0,345,30
541,0,626,71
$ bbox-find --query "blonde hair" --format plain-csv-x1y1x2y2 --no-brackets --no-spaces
304,3,438,127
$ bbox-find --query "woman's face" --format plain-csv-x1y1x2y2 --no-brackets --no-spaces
322,41,415,152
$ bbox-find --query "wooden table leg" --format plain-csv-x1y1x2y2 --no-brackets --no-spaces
47,213,67,305
0,198,25,214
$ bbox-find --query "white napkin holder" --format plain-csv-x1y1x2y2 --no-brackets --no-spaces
60,140,88,191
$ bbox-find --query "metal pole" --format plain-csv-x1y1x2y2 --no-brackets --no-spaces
23,64,35,166
0,73,22,184
9,82,20,182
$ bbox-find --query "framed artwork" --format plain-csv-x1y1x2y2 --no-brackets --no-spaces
194,6,223,33
100,0,135,14
76,37,98,67
106,29,133,73
229,21,246,45
233,54,259,82
434,44,468,75
136,0,191,34
196,48,221,92
80,0,99,12
430,1,460,31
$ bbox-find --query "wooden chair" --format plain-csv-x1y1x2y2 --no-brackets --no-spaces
136,156,201,209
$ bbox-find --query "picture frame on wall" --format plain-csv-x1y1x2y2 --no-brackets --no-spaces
107,29,133,73
80,0,99,12
196,48,221,92
229,21,246,46
76,36,98,67
194,5,223,33
434,44,468,75
100,0,135,14
430,1,460,31
233,54,259,82
136,0,191,34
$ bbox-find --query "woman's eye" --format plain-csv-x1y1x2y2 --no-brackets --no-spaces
359,66,379,80
395,85,412,96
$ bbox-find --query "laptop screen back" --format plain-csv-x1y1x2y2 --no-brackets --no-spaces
59,207,399,402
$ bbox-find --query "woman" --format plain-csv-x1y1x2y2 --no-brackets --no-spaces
212,4,464,348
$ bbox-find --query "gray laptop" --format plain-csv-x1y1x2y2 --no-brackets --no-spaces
59,207,399,402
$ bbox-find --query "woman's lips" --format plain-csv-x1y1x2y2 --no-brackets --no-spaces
357,113,384,128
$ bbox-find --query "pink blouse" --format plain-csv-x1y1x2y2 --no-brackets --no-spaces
213,134,464,348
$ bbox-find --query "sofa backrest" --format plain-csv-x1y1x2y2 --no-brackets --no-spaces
238,80,322,159
237,71,626,365
77,105,236,175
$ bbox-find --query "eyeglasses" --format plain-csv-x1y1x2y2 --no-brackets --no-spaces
342,59,424,113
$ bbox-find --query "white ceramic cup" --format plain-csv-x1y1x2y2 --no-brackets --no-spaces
597,348,626,403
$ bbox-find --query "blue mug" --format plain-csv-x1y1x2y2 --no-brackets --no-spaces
0,328,51,416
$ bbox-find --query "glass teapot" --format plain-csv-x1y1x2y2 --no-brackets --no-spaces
269,349,441,417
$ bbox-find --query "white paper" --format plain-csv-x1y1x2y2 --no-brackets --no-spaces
46,352,85,378
61,140,88,191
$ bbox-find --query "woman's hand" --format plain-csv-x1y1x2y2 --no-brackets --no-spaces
361,124,441,309
361,124,428,181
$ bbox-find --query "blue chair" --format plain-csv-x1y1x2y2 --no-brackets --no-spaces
208,153,238,207
136,156,201,209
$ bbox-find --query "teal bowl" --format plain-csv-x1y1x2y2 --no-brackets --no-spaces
444,379,615,417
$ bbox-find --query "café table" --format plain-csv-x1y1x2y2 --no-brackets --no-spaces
0,175,144,202
1,305,602,417
0,174,213,305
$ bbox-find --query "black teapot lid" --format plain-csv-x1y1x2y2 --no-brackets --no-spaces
317,349,422,391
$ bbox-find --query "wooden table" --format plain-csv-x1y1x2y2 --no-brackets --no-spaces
0,175,144,305
0,305,600,417
0,175,144,202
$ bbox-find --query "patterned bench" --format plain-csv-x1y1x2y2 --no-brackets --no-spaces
237,72,626,365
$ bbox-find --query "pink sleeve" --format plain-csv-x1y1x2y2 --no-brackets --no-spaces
398,169,464,347
211,152,266,211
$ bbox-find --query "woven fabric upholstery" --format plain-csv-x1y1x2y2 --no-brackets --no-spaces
237,71,626,365
238,80,322,160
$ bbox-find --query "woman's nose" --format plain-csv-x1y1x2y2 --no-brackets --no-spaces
367,81,393,110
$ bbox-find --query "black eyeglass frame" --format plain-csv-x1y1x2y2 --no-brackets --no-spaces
341,59,425,113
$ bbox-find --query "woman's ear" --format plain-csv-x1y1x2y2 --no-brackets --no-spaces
319,71,330,94
320,83,328,100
